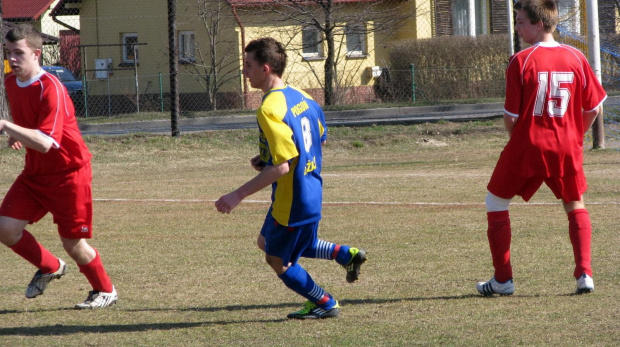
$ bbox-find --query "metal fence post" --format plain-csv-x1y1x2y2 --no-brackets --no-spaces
159,72,164,112
410,63,415,103
82,75,88,117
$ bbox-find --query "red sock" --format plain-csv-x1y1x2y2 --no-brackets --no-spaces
78,249,114,293
487,211,512,282
568,209,592,278
10,230,59,273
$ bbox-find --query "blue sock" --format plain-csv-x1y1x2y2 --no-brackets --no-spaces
278,263,337,309
302,239,352,266
335,245,352,265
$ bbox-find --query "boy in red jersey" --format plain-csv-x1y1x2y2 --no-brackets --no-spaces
476,0,607,296
0,24,117,308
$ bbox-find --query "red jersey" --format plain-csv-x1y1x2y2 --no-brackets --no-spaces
5,70,91,175
502,42,607,177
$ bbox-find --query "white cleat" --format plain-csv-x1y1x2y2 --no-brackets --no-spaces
75,286,118,309
575,273,594,294
25,259,67,299
476,277,515,296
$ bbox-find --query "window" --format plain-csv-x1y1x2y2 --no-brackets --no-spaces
474,0,488,35
179,31,195,63
122,33,138,64
345,24,366,57
452,0,488,36
452,0,469,36
302,27,322,59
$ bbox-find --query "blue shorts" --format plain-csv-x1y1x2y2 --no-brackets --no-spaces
260,213,318,266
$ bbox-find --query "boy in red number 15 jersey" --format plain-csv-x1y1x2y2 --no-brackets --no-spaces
476,0,606,296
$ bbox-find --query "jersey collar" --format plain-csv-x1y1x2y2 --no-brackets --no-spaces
16,68,45,88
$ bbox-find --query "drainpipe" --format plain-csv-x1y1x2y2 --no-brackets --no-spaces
51,13,79,33
230,5,248,109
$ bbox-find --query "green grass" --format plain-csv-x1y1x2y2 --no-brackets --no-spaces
0,120,619,346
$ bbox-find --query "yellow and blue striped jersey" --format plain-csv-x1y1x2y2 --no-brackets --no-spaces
257,85,327,227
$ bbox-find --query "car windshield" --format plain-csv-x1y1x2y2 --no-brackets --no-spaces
45,68,77,82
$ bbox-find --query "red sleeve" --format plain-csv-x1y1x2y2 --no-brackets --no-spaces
37,75,68,146
504,54,522,117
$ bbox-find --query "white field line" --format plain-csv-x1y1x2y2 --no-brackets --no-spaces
92,198,619,206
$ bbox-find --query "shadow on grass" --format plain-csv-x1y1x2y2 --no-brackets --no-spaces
122,294,482,314
0,318,288,336
1,293,568,336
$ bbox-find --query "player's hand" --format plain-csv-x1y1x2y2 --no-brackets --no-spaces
250,155,266,172
8,137,22,150
215,191,242,214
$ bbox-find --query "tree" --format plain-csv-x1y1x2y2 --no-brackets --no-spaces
179,0,242,110
0,0,10,121
238,0,418,106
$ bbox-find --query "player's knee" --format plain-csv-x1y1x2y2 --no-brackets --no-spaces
485,192,511,212
0,218,27,246
256,235,265,251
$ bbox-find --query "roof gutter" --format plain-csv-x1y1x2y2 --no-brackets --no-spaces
51,13,79,33
50,0,80,33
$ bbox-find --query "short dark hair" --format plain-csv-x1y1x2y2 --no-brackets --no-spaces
5,24,43,51
514,0,559,33
245,37,287,77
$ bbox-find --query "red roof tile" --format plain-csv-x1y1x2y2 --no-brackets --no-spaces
3,0,57,21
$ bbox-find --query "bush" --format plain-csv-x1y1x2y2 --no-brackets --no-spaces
378,35,510,102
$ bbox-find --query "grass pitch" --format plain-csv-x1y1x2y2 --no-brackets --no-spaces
0,120,619,346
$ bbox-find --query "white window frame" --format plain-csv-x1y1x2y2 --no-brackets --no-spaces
122,33,139,64
345,23,366,58
302,26,323,59
179,31,195,63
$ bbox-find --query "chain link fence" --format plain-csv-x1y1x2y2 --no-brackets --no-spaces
2,0,619,146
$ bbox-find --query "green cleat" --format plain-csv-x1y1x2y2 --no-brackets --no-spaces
343,248,367,283
287,300,340,319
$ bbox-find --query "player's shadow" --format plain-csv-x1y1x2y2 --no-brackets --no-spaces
0,318,288,336
123,294,480,314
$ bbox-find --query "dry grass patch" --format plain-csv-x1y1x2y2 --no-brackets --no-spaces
0,120,619,346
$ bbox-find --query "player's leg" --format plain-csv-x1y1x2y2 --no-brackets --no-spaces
0,216,67,299
0,178,67,299
261,217,339,319
60,237,116,308
300,238,367,283
547,172,594,294
476,191,515,296
564,200,593,293
50,163,116,308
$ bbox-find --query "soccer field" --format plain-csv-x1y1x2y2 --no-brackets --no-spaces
0,120,619,346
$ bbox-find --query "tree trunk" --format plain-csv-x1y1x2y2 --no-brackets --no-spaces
0,1,11,121
323,0,335,106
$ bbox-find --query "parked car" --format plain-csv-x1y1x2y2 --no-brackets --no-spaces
42,66,84,115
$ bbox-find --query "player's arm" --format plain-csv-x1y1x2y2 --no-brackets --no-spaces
215,161,290,214
0,120,54,153
503,113,518,136
582,106,601,134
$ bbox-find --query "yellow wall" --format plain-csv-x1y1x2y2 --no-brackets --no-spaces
239,12,378,92
76,0,405,100
77,0,241,97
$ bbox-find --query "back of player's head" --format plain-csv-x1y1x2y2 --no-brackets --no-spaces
5,24,43,51
245,37,287,77
514,0,559,33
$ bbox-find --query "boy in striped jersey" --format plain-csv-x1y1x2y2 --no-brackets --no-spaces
216,38,366,319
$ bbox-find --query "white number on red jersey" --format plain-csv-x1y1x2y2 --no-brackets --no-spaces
533,71,574,117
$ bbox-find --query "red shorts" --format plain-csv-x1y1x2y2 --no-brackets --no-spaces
0,163,93,239
488,166,587,203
